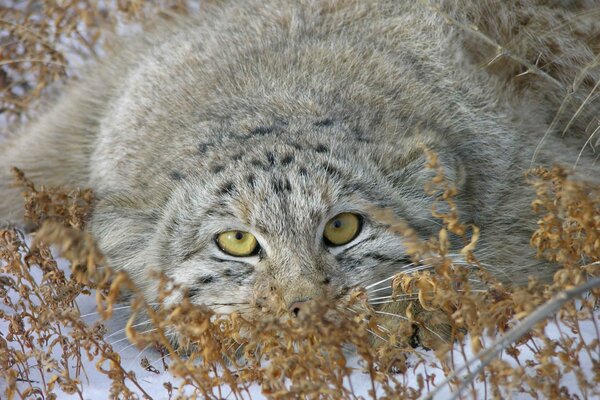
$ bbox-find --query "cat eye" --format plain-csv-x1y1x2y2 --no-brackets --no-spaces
216,231,259,257
323,213,361,246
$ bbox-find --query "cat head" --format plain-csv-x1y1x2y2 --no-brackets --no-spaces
91,121,467,318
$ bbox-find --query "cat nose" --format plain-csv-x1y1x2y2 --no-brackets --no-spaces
289,299,309,317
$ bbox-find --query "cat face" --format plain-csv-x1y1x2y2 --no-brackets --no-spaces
91,121,462,317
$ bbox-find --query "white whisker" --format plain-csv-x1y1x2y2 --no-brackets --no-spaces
365,263,417,289
369,298,418,305
104,320,152,340
79,303,161,319
367,329,388,343
368,294,418,302
109,328,157,346
126,344,154,371
374,310,448,343
368,285,394,295
369,289,487,302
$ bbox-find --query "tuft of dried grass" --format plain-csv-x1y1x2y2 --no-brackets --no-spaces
0,0,190,125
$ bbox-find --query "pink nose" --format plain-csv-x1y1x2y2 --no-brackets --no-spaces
289,300,309,317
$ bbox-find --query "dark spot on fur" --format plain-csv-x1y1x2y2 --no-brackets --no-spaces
211,164,225,173
250,126,273,135
314,118,334,127
322,163,341,177
298,167,308,177
223,268,233,277
266,152,276,165
204,209,216,218
218,181,235,195
288,141,303,150
198,276,215,284
352,127,372,143
314,144,329,153
197,143,211,154
251,159,264,169
281,154,294,165
232,152,244,161
169,171,185,181
272,178,292,193
247,174,256,188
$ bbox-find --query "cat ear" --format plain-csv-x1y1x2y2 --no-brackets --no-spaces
375,135,466,193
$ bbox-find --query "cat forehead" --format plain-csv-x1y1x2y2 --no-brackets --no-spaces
172,142,387,230
198,152,355,219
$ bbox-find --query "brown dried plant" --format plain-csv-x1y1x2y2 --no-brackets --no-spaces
0,0,190,125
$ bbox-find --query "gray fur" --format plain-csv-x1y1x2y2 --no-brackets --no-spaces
1,0,599,311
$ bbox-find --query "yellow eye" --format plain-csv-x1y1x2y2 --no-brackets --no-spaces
323,213,361,246
216,231,259,257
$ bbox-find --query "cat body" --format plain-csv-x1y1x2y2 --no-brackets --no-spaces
1,0,599,315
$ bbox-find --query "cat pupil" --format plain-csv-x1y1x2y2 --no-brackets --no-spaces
333,220,342,228
235,231,244,240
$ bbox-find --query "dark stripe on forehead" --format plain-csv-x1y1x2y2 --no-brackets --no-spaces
204,208,237,219
281,154,294,165
250,126,274,135
211,164,225,173
218,181,236,195
169,170,185,181
198,275,215,284
314,144,329,153
246,173,256,188
341,181,390,204
322,162,343,178
197,142,212,155
314,118,334,127
272,177,292,193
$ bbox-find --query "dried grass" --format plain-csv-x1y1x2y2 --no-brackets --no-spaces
0,0,189,125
